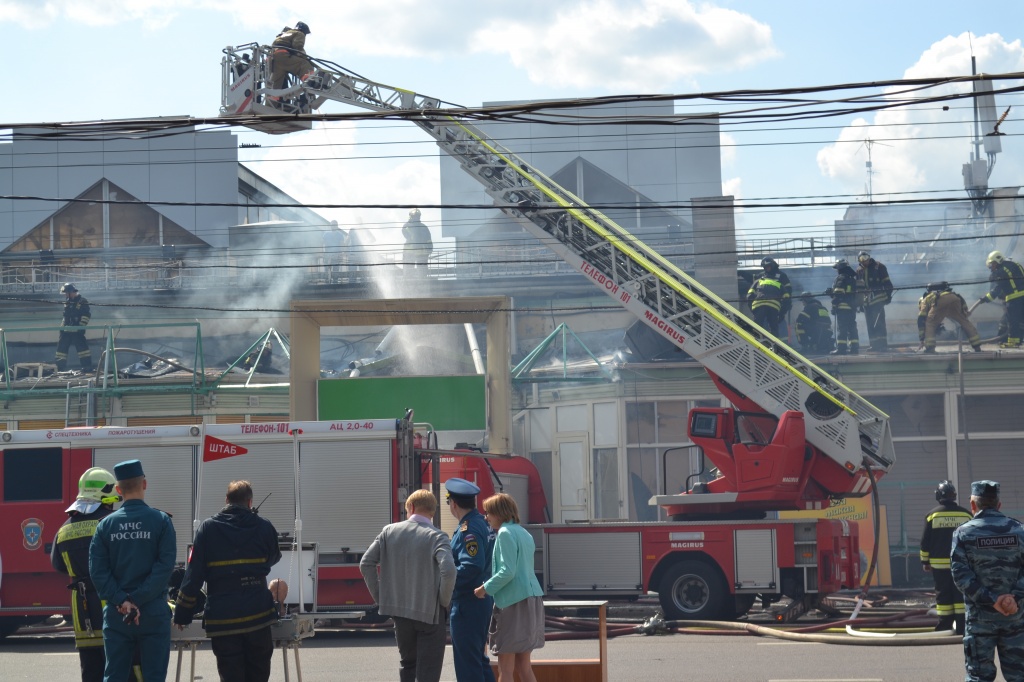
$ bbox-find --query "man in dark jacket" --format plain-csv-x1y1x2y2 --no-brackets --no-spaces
920,480,972,633
52,468,124,682
828,259,859,355
977,250,1024,348
174,480,281,682
746,257,792,337
855,251,894,352
55,282,93,372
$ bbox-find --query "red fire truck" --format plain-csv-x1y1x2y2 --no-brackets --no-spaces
1,408,862,636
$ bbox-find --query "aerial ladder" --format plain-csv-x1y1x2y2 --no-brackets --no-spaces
220,44,896,516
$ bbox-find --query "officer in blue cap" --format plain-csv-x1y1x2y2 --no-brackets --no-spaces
445,477,496,682
951,480,1024,681
89,459,177,682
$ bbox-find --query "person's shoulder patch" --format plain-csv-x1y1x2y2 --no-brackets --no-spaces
466,540,479,557
459,522,468,532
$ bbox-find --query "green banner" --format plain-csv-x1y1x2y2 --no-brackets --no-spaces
317,376,486,431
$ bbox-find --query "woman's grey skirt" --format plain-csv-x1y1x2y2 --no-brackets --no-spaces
488,595,546,654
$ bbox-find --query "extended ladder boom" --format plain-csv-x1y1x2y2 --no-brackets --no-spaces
220,46,895,490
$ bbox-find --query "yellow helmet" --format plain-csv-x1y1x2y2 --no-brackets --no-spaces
987,250,1004,266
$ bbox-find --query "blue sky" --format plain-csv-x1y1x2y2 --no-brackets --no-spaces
3,1,1023,249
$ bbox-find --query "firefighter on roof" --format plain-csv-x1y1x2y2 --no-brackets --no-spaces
55,283,93,373
951,481,1024,681
977,250,1024,348
828,259,859,355
855,251,894,352
746,257,791,337
918,282,982,353
51,468,133,682
794,292,833,354
445,478,496,682
921,480,972,634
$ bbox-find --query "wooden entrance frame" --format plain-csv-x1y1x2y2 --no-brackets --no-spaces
289,296,512,454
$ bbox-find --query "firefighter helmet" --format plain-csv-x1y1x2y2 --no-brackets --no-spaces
927,281,949,292
60,282,78,294
295,21,310,34
833,258,849,270
935,480,957,503
78,467,121,505
858,251,871,263
760,257,778,270
409,208,421,219
987,250,1004,267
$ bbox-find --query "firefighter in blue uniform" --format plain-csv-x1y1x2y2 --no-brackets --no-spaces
977,251,1024,349
951,480,1024,682
51,468,128,682
920,480,972,633
445,477,497,682
89,459,177,682
174,480,282,682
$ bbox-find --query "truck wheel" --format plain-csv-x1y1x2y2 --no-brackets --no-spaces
657,560,727,621
0,616,34,638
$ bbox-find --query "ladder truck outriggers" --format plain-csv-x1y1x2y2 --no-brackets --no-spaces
218,44,897,619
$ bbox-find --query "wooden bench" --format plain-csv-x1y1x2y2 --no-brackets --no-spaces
491,600,608,682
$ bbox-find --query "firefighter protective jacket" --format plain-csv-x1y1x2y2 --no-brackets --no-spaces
985,259,1024,303
829,269,858,312
856,259,894,307
272,28,307,54
920,501,972,569
747,269,792,315
50,506,113,648
795,300,831,347
173,504,282,636
61,295,91,328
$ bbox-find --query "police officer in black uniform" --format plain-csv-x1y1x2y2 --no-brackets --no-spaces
89,459,176,682
445,477,496,682
920,480,972,633
55,283,93,372
174,480,281,682
51,468,123,682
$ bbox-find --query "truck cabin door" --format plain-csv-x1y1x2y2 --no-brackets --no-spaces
552,434,591,522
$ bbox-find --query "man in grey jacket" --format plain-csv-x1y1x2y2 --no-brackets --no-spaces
360,489,456,682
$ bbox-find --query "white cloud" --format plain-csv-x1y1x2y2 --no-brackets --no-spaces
470,0,777,91
4,1,778,91
817,33,1024,197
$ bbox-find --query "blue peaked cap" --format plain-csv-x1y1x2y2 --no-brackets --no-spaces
445,477,480,497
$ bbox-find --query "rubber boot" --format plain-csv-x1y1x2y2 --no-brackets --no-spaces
935,615,955,632
953,614,965,635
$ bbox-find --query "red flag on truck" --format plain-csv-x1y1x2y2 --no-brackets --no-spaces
203,435,248,461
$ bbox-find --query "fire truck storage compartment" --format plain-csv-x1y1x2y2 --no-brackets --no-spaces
733,528,777,590
544,531,642,593
95,446,195,560
793,522,820,592
268,542,318,609
197,438,393,562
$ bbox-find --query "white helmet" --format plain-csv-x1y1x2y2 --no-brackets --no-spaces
987,250,1004,266
66,467,120,513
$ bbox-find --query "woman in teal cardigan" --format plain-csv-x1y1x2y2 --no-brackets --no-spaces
474,493,545,682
